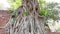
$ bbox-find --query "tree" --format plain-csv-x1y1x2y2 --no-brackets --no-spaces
5,0,48,34
5,0,60,34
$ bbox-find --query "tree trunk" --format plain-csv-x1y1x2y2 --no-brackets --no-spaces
5,0,47,34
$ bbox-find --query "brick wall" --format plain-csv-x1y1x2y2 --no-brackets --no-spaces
0,10,10,34
0,28,5,34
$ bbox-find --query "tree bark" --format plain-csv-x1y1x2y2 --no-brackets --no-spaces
5,0,47,34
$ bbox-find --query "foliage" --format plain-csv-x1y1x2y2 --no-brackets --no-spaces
38,0,60,20
38,0,48,16
47,3,60,20
40,9,47,16
38,0,45,4
8,0,60,20
38,0,60,29
8,0,23,10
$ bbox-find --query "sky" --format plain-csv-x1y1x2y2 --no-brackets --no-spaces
0,0,10,10
0,0,60,10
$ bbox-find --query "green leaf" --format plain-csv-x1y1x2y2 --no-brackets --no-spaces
40,9,47,16
38,0,45,3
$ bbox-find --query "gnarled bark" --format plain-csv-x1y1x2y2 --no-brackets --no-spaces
5,0,47,34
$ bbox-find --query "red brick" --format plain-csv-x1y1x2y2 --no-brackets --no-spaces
0,10,10,34
0,10,10,27
0,28,5,34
